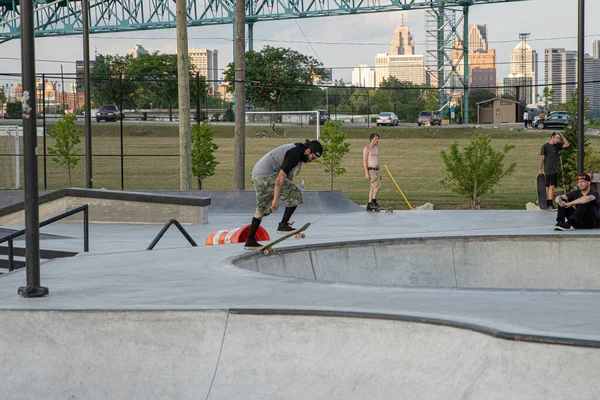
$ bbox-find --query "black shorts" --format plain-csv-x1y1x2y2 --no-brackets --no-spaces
545,173,558,187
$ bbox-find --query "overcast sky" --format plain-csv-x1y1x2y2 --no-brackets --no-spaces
0,0,598,85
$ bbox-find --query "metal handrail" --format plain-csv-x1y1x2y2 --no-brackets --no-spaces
0,204,89,272
147,219,198,250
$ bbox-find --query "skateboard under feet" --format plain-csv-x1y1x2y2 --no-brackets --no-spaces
258,222,311,255
367,206,394,213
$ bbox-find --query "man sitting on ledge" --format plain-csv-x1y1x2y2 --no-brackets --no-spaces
554,173,600,231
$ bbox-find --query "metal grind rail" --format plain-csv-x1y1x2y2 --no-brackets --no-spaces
147,219,198,250
0,205,89,272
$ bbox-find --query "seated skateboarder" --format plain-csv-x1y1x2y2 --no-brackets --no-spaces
554,173,600,231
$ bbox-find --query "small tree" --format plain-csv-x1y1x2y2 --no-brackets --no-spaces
6,101,22,119
440,135,516,209
558,88,590,189
191,121,219,189
48,114,81,186
561,147,600,190
317,121,351,190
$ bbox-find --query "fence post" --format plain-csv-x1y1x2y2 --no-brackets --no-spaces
196,72,200,123
42,73,47,190
120,73,124,190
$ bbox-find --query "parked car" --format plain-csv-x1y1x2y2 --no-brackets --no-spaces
376,112,398,126
533,114,571,130
309,109,330,125
417,111,441,126
96,105,124,122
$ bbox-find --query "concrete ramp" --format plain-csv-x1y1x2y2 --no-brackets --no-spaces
158,190,363,214
2,310,599,399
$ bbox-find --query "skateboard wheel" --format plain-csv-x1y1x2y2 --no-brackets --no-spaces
294,234,300,240
270,248,275,254
263,249,270,255
300,233,306,239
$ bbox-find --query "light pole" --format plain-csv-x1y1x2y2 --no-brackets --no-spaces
577,0,585,173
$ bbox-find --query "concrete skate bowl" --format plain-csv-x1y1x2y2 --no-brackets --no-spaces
233,235,600,290
4,310,600,399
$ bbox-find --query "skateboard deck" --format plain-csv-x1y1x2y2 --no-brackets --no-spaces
367,205,394,213
537,174,548,210
258,222,311,255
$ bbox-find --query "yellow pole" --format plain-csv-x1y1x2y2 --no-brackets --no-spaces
384,165,413,210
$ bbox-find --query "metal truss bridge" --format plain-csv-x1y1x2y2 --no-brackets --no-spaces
1,0,525,43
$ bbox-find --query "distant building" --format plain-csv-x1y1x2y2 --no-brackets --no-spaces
593,40,600,60
189,49,219,92
545,48,577,105
216,84,233,102
468,24,488,53
450,24,496,91
352,65,375,87
129,44,149,58
389,21,415,56
452,42,497,90
502,74,533,104
584,54,600,112
314,68,333,86
75,60,96,93
376,54,425,87
374,21,427,87
510,40,538,104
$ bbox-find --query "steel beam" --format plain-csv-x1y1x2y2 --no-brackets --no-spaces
1,0,527,41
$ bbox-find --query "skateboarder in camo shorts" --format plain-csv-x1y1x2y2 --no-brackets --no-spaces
244,139,323,250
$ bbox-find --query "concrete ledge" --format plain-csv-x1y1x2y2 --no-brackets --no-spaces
0,189,210,225
233,235,600,290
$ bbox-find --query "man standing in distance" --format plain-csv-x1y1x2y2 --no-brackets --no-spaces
539,131,569,210
363,132,381,211
244,139,322,250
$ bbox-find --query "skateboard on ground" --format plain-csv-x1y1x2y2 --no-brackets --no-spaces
367,205,394,213
258,222,311,255
537,174,548,210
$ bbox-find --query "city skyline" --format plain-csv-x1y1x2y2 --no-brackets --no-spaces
0,0,598,88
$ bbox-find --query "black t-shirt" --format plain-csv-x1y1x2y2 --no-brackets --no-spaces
540,142,564,174
280,145,304,175
566,188,600,216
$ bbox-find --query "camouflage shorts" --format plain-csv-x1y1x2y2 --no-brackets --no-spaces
252,176,303,216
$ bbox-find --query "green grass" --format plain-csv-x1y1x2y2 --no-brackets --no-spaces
3,122,599,210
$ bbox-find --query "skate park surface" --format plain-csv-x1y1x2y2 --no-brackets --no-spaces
2,189,600,399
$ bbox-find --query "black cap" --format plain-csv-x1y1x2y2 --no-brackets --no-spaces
307,140,323,157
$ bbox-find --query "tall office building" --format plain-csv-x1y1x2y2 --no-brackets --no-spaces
376,22,425,87
450,24,496,91
468,24,488,53
545,48,577,105
593,40,600,60
376,54,425,86
584,54,600,112
389,22,415,56
352,65,375,87
509,40,538,105
188,49,219,92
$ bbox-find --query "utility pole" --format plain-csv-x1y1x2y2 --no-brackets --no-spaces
577,0,585,173
18,0,47,298
233,0,246,190
176,0,192,190
82,0,92,188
